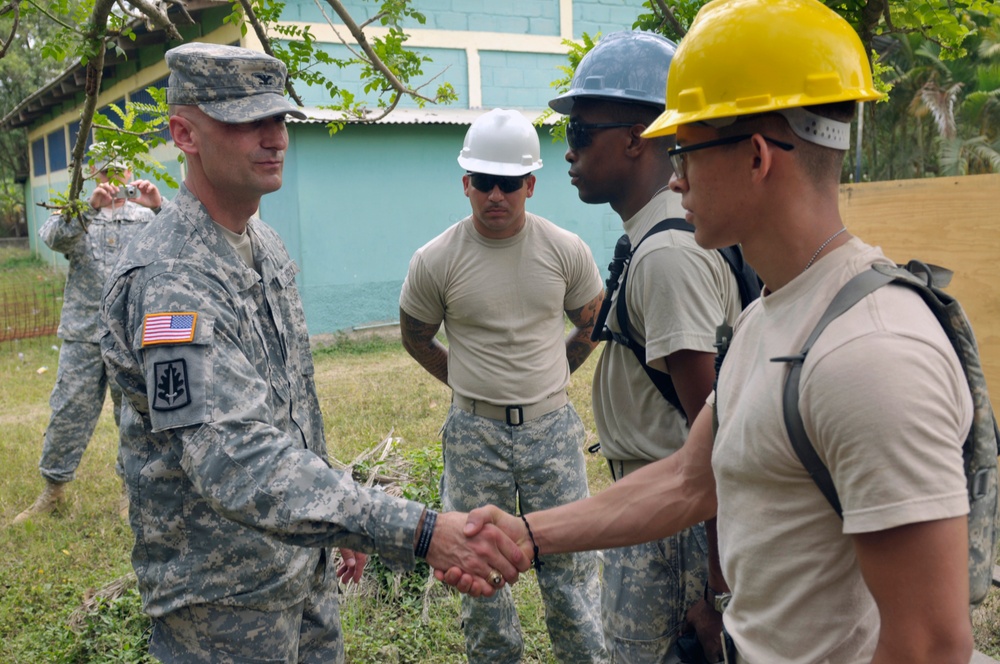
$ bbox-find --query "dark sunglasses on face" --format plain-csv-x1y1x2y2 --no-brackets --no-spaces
468,172,527,193
667,134,795,179
565,119,635,150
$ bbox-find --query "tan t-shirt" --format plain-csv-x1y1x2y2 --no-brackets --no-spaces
714,238,971,663
400,212,601,404
594,190,742,461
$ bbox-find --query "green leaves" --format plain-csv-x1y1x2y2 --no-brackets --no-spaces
89,85,177,191
537,32,600,141
12,0,459,208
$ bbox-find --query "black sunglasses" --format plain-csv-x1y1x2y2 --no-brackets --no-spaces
468,172,527,193
668,134,795,179
565,119,635,150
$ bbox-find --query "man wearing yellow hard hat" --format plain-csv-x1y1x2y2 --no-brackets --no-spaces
451,0,976,661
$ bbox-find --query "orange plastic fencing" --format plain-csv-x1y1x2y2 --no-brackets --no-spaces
0,277,64,343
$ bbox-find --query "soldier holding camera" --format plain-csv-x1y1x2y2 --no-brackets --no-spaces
12,151,163,525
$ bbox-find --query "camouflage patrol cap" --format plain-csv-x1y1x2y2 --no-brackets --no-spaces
165,43,306,123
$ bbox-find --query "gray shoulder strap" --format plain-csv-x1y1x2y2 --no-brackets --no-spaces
772,266,895,517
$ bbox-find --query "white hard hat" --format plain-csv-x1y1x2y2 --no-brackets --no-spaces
457,109,543,176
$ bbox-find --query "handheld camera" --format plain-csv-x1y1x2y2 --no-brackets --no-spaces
114,185,138,200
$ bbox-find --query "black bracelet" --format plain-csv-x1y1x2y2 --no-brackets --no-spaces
520,514,543,570
414,509,437,559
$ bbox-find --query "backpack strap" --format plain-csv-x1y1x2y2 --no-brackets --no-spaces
610,219,694,422
772,260,1000,605
717,245,763,309
607,218,762,424
590,233,633,343
771,267,895,518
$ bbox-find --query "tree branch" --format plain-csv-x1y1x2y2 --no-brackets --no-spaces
66,0,117,205
354,90,401,122
125,0,183,41
90,122,165,137
652,0,686,38
324,0,419,98
160,0,196,26
24,0,80,33
0,1,20,59
237,0,305,106
358,9,388,30
321,0,440,104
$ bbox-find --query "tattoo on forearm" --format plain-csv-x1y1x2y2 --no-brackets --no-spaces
400,311,449,385
565,293,603,372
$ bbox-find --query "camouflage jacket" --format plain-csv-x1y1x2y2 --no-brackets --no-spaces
100,185,423,616
40,201,156,342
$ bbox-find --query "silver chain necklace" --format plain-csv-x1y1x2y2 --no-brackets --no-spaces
804,227,847,271
650,182,672,200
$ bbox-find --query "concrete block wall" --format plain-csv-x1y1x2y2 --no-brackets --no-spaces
271,0,650,111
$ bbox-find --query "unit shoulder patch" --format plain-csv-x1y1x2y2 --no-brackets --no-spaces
152,359,192,411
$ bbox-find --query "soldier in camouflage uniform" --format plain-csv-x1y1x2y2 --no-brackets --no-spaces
12,153,162,525
546,32,741,662
100,43,528,664
399,109,607,664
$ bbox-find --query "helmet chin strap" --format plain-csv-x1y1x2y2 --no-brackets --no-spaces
776,107,851,149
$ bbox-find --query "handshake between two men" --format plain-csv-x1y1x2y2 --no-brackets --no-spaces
428,507,541,596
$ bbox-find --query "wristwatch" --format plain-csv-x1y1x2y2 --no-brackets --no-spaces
704,583,732,614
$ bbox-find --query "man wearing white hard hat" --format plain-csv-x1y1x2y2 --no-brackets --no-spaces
400,108,608,663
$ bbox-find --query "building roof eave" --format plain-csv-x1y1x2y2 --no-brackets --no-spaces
0,0,231,131
290,107,563,126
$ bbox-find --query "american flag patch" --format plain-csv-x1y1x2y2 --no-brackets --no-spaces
141,312,197,347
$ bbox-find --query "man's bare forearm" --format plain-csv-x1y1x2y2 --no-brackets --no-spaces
529,406,718,555
565,292,603,373
399,308,449,385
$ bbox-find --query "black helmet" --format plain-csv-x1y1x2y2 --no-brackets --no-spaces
548,30,678,114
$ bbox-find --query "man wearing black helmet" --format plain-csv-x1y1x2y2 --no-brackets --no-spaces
548,30,744,663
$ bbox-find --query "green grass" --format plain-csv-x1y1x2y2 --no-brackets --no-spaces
0,331,608,663
2,256,997,661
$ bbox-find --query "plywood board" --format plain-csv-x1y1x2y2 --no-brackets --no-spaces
840,174,1000,398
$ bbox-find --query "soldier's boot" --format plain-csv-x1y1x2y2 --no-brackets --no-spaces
11,481,66,525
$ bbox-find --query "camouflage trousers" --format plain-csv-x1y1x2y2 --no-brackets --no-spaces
442,403,607,664
601,518,708,663
40,340,123,484
147,554,342,664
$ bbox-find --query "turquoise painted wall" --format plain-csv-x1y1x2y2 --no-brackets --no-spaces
255,0,652,333
292,44,471,109
575,0,647,36
283,0,641,36
260,121,623,334
21,0,652,333
281,0,649,110
480,51,568,108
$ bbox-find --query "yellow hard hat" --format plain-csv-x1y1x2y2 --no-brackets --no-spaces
643,0,884,138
